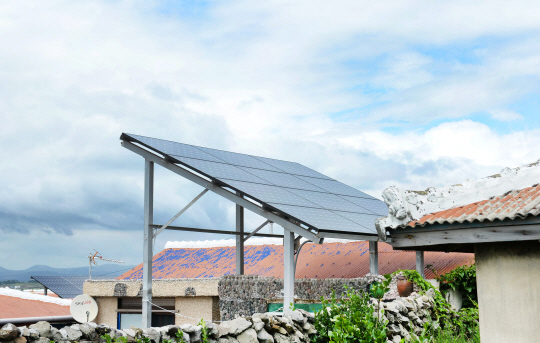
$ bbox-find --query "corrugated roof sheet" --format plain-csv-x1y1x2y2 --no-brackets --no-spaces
118,241,473,280
407,184,540,228
0,294,70,319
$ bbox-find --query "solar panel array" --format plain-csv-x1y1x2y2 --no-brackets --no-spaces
31,276,110,299
122,133,388,236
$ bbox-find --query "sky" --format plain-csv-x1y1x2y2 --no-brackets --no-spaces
2,0,540,270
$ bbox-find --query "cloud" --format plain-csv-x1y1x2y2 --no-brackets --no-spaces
2,0,540,268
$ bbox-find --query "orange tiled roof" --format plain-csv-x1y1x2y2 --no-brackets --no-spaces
118,241,473,280
0,294,70,319
408,184,540,228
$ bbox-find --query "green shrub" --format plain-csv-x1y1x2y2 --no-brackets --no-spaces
400,270,479,340
312,287,387,343
427,264,477,308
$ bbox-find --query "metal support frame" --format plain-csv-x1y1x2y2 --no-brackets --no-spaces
236,198,244,275
154,189,208,238
122,139,378,324
244,220,270,242
369,241,379,275
283,229,295,314
142,160,154,328
150,224,282,238
122,140,322,243
416,251,425,278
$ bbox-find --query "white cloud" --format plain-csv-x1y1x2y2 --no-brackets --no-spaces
2,0,540,268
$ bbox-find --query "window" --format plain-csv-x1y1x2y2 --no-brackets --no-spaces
117,297,175,329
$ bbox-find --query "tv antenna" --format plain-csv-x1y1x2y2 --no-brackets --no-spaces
87,250,124,279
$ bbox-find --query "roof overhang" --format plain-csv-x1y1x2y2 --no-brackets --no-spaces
390,216,540,252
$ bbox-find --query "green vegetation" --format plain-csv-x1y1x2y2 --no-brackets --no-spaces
401,270,479,341
427,264,477,308
100,329,187,343
312,288,387,343
199,318,209,343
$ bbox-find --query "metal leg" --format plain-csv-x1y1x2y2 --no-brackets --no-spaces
369,241,379,275
142,160,154,328
236,201,244,275
283,229,295,314
416,251,425,278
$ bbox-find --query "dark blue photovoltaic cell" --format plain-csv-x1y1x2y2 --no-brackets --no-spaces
221,180,323,208
128,134,223,163
252,156,332,180
196,146,283,172
286,188,379,214
267,204,374,234
237,166,327,193
31,276,109,299
297,176,377,199
122,133,387,236
341,196,389,216
332,211,380,234
172,156,272,185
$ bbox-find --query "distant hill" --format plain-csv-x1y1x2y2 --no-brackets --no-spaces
0,264,136,282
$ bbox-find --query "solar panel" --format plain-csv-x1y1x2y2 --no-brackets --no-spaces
31,276,110,299
122,133,387,236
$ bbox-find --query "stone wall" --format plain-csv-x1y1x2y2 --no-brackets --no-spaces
0,289,436,343
218,274,383,321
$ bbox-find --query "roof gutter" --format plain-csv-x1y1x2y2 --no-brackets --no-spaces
0,315,74,325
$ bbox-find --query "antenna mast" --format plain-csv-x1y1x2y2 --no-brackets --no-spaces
87,250,125,279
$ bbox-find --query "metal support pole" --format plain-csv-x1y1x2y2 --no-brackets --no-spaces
43,287,47,296
369,241,379,275
142,160,154,328
284,229,295,314
416,251,425,278
236,196,244,275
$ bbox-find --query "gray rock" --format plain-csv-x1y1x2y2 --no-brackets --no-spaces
273,333,290,343
181,324,196,333
124,328,138,338
392,335,402,343
142,328,160,343
289,311,306,324
95,324,113,336
236,328,258,343
189,325,202,343
220,318,252,336
252,318,265,332
0,324,19,341
18,327,39,339
36,338,50,343
64,326,83,341
53,328,67,341
29,322,52,339
426,288,436,300
206,322,219,338
79,322,98,340
257,328,274,343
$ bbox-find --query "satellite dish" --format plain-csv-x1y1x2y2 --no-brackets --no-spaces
70,294,99,323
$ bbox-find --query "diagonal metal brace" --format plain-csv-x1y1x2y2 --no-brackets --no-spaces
154,189,209,238
243,220,271,242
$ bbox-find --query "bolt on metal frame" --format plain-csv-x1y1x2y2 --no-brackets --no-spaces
122,139,384,325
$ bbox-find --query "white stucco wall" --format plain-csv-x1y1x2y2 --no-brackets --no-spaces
475,240,540,343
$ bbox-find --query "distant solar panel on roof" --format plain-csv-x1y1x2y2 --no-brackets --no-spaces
31,276,109,299
122,133,388,236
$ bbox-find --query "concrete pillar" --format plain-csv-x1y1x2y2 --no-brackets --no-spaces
475,241,540,342
142,160,154,328
283,229,295,314
369,241,378,275
236,197,244,275
416,251,425,278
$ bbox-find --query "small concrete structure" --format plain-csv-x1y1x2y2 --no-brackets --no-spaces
84,279,220,327
376,161,540,343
